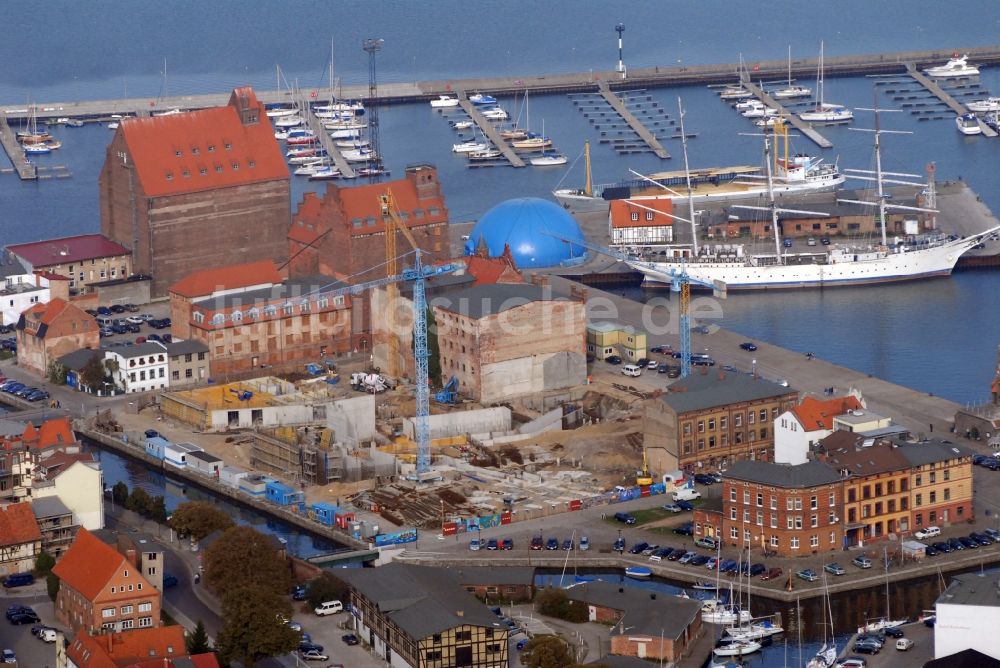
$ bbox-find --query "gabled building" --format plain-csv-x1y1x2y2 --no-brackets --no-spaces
165,339,209,387
7,233,132,296
65,625,218,668
53,528,160,634
16,297,100,377
608,198,674,246
100,87,290,297
104,341,169,393
0,502,42,576
340,563,508,668
774,393,865,465
897,439,974,532
33,456,104,530
643,372,798,473
0,254,56,325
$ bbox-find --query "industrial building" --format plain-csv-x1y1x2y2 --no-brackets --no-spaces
935,572,1000,661
432,282,588,403
99,87,290,297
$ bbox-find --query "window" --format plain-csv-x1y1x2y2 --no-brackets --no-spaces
192,147,200,155
794,498,802,510
770,495,777,510
731,527,738,539
944,488,950,501
698,420,705,433
185,369,193,378
790,537,800,549
121,619,134,630
730,507,737,521
193,312,204,323
916,474,922,486
138,616,152,628
743,509,750,523
915,493,922,507
944,469,950,481
730,488,737,502
743,490,750,504
455,630,472,642
102,608,115,618
756,492,763,507
646,211,654,221
929,491,937,503
760,409,767,422
795,516,802,529
786,498,794,511
748,411,755,425
810,496,818,510
630,212,639,222
248,160,255,168
734,414,742,427
770,513,777,528
829,492,836,507
811,514,818,528
810,534,819,547
756,511,763,526
770,535,779,547
720,416,727,429
121,605,133,615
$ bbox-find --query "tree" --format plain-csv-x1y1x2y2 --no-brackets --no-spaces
203,526,290,598
522,635,573,668
148,495,168,523
304,571,350,610
46,360,67,385
214,586,299,668
186,619,212,655
535,588,587,622
112,481,129,506
34,551,55,577
168,501,234,540
80,353,106,390
46,573,59,602
126,487,153,515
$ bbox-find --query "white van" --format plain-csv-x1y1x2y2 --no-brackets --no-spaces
621,364,642,377
914,526,941,540
39,628,57,643
314,600,344,616
672,488,702,502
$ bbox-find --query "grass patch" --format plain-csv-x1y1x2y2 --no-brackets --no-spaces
630,507,670,525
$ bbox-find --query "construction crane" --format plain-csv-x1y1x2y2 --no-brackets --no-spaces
547,233,722,378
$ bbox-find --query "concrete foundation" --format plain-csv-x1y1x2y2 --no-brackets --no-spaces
402,406,512,441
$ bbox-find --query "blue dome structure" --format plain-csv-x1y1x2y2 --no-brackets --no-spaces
463,198,587,269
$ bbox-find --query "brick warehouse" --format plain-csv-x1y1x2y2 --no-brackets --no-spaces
288,164,449,341
100,87,290,297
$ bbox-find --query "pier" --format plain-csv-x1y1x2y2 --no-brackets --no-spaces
456,91,525,168
905,64,998,137
297,95,357,179
0,115,37,179
596,82,670,158
741,80,834,149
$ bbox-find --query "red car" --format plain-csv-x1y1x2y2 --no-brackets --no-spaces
759,567,783,581
530,536,543,550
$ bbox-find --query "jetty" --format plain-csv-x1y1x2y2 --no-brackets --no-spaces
456,91,525,168
0,116,37,180
905,63,998,137
741,80,833,149
298,95,357,179
596,82,669,158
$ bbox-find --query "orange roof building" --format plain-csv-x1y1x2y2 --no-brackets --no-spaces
67,626,218,668
15,297,99,377
0,502,42,576
608,199,674,246
53,528,161,634
100,87,290,297
775,392,865,465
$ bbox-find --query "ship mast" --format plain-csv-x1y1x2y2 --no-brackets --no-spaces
584,140,592,197
678,97,699,256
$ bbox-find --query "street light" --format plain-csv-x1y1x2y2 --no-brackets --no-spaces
618,528,624,555
752,359,757,377
615,23,626,79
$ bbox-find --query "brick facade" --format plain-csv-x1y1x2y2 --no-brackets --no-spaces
16,298,99,377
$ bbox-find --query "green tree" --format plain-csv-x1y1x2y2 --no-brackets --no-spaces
148,495,168,523
168,501,235,540
34,551,55,577
522,635,573,668
304,571,350,610
203,526,290,598
112,481,129,506
186,619,212,655
534,588,587,622
215,586,299,668
46,573,59,602
46,360,67,385
80,353,106,390
127,487,153,516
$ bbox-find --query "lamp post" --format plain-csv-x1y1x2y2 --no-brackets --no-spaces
752,359,757,377
615,23,626,79
618,528,624,556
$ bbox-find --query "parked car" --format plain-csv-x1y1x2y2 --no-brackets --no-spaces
748,563,767,577
690,554,710,566
694,473,716,485
673,522,694,536
124,303,140,312
530,536,544,551
562,539,574,551
740,342,758,351
948,537,965,551
469,539,481,551
299,641,325,653
640,544,659,556
486,538,499,551
821,235,831,245
649,548,671,562
291,585,307,601
796,569,819,582
613,537,626,552
162,574,178,588
341,634,359,646
300,649,329,661
502,538,513,551
986,527,1000,542
932,541,952,553
895,638,914,651
783,238,793,248
914,526,941,540
579,536,589,551
2,649,15,664
2,573,33,588
824,563,846,576
605,355,623,365
676,500,695,511
807,236,817,246
314,600,343,616
705,556,718,570
924,545,939,557
853,639,881,655
628,542,649,555
678,551,698,564
545,538,559,550
694,536,718,550
959,536,979,549
852,555,873,569
760,567,782,581
614,512,637,525
667,549,686,561
8,611,40,625
883,627,904,639
662,503,683,513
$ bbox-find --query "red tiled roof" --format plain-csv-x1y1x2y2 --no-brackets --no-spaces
169,260,282,299
463,245,523,286
8,234,130,268
23,416,76,448
119,87,287,198
0,502,41,547
68,627,187,668
791,395,864,432
36,451,96,481
52,528,128,599
609,199,675,228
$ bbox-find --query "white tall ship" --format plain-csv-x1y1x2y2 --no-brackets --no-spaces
627,109,999,290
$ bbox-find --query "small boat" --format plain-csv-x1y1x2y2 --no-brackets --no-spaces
754,115,784,128
286,147,321,157
273,115,304,128
857,617,906,635
713,638,761,657
314,110,357,121
719,86,753,100
500,128,528,140
480,108,509,121
329,128,361,139
107,121,119,130
530,153,567,166
152,108,184,117
314,100,365,114
468,149,503,160
469,93,497,106
742,106,777,119
266,106,299,118
702,602,752,625
288,154,328,165
294,162,332,176
771,46,811,100
956,113,983,135
307,167,341,181
624,566,651,579
430,95,460,108
357,166,389,178
43,140,61,150
65,119,84,127
924,54,980,78
966,96,1000,112
451,120,474,130
452,140,488,154
335,139,370,149
723,619,784,641
342,147,378,163
693,581,719,591
22,143,51,154
799,42,853,123
286,136,320,146
323,120,367,131
511,133,552,151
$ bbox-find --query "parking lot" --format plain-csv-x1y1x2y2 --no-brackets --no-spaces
88,300,173,350
1,592,59,668
287,609,387,667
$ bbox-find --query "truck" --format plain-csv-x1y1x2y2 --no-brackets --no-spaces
671,488,702,502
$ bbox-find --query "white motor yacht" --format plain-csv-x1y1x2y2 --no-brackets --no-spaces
966,96,1000,113
430,95,459,108
924,54,980,78
956,113,983,135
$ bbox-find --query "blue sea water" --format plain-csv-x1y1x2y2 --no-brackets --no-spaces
1,1,1000,409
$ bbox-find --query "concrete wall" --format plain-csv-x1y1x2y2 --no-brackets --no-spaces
516,407,563,435
94,278,149,306
401,406,512,441
327,395,376,446
209,403,316,431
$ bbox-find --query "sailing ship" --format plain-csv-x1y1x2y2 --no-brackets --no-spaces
772,46,812,99
805,574,838,668
799,42,853,123
554,114,843,214
624,106,1000,290
529,121,567,165
857,547,907,634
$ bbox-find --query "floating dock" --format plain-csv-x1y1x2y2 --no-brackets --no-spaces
0,116,37,180
905,63,998,137
298,96,357,179
741,81,834,149
456,91,525,168
596,82,669,158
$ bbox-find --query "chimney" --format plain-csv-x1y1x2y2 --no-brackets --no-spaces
125,547,138,567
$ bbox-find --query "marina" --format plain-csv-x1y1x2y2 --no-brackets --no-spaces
740,79,833,149
298,95,357,179
596,81,670,158
905,63,998,137
456,91,526,167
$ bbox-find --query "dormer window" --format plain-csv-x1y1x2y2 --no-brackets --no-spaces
248,160,255,168
630,212,639,221
224,142,232,150
174,150,182,157
199,167,207,176
207,144,215,152
215,165,223,173
191,147,200,155
182,170,190,178
231,161,239,170
165,171,173,180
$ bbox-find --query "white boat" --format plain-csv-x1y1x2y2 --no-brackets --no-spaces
107,121,119,130
294,162,332,176
806,576,838,668
273,115,304,128
452,140,488,154
857,617,906,635
735,99,764,111
724,619,783,641
754,115,784,128
308,167,342,181
626,105,1000,290
772,46,812,99
342,147,378,163
266,106,299,118
65,119,84,127
702,601,752,625
799,42,853,123
713,639,762,656
314,109,357,121
511,134,552,151
965,96,1000,112
468,149,503,160
742,106,777,119
23,143,51,155
329,128,361,139
152,108,183,117
956,113,983,135
288,154,328,165
719,86,753,100
924,54,980,78
430,95,460,108
323,120,366,131
451,120,474,130
286,146,322,157
480,108,509,121
530,153,568,166
314,101,364,114
555,119,843,213
806,643,838,668
468,93,497,106
335,139,370,149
